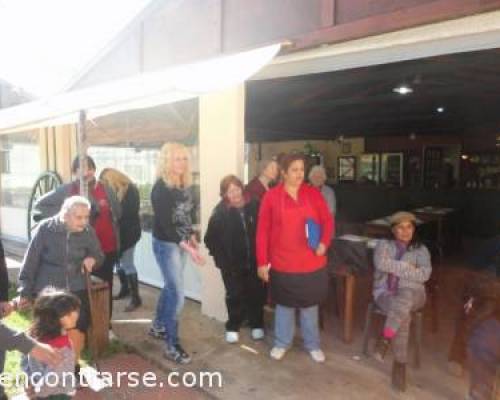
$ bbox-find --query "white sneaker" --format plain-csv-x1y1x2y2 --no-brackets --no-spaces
309,349,326,363
251,328,265,340
108,330,117,341
270,347,287,360
225,331,239,343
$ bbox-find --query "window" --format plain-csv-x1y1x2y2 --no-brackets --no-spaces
0,132,40,208
0,131,41,240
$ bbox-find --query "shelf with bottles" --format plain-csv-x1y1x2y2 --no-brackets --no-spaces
460,152,500,190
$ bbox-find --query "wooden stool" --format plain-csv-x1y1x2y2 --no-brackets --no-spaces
361,302,423,368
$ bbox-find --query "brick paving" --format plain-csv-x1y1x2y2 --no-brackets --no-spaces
74,353,211,400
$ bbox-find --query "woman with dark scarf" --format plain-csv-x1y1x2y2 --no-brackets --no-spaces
372,211,432,392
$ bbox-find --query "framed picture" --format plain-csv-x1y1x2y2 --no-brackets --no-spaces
338,156,356,182
359,153,380,184
381,152,404,187
342,142,352,154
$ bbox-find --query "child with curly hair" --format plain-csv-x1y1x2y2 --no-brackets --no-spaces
22,288,81,399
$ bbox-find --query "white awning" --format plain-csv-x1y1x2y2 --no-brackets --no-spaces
0,44,281,135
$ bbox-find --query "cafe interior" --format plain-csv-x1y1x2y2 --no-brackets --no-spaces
244,46,500,374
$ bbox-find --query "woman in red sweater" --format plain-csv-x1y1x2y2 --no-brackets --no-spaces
256,153,334,363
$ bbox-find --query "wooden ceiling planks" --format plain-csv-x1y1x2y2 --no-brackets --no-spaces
246,48,500,142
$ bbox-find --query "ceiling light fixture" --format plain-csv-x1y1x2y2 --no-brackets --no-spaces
436,107,445,113
392,85,413,95
461,154,469,160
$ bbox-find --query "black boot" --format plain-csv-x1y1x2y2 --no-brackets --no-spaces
373,336,391,363
125,274,142,312
113,270,129,300
391,361,407,392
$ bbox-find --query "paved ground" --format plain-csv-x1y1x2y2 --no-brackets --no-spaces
11,353,208,400
73,353,210,400
109,260,478,400
6,256,480,400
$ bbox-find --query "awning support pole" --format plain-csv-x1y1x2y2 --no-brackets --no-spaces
77,110,88,198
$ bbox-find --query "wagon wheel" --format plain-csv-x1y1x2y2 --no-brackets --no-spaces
27,171,63,240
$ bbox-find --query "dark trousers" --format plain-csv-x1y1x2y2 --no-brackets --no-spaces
467,318,500,400
221,268,265,332
92,251,118,322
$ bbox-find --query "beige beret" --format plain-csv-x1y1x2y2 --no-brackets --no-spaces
389,211,417,226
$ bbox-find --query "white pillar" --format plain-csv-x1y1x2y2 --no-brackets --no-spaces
199,84,245,321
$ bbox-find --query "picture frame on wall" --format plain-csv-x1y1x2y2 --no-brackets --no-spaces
381,152,404,187
338,156,356,182
359,153,380,184
341,142,352,154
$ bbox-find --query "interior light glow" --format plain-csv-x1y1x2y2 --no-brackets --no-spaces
392,85,413,95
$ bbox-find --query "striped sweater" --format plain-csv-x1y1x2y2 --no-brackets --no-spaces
373,240,432,300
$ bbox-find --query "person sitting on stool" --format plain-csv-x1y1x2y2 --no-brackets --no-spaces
372,211,432,392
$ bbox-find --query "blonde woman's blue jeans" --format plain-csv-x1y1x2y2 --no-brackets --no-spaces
152,238,186,348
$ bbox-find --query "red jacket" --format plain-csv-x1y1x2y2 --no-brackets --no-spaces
256,183,334,273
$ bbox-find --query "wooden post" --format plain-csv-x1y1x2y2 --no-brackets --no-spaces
77,110,87,197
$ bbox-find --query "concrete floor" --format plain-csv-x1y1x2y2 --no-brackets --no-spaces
109,262,478,400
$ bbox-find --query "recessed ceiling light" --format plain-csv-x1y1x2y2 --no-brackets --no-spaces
393,85,413,95
437,107,445,113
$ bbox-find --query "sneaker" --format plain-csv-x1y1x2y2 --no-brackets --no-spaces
164,344,191,364
149,326,167,340
251,328,265,340
270,347,287,361
225,331,239,343
309,349,326,363
108,329,117,341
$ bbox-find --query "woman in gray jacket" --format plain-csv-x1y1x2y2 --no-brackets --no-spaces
372,211,432,392
34,156,120,326
18,196,104,368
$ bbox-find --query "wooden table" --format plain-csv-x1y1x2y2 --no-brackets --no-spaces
328,235,379,343
412,206,456,249
332,264,357,343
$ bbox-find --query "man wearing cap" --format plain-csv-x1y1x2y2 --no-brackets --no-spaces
371,211,432,392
